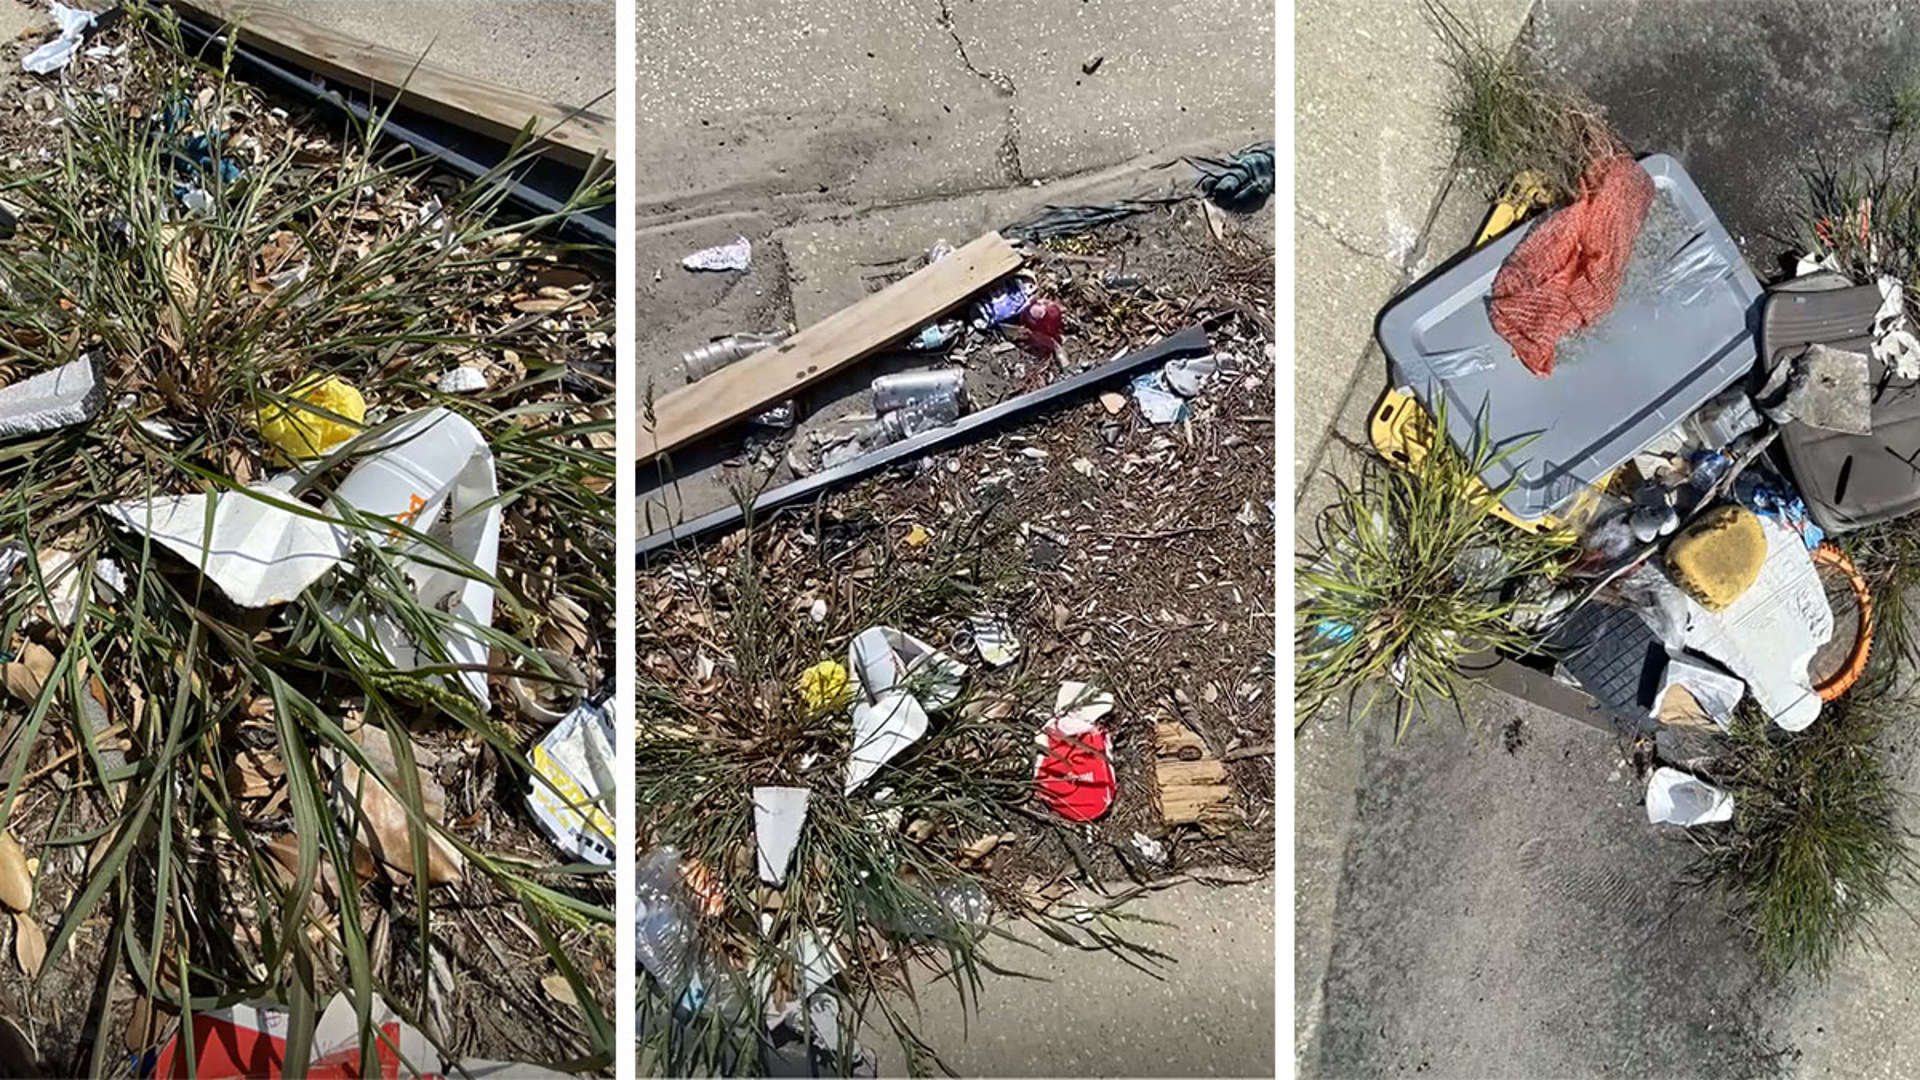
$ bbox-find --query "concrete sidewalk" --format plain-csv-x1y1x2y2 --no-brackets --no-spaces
1292,1,1534,1072
887,878,1275,1078
292,2,615,115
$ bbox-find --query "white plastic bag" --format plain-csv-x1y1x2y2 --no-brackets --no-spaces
1646,766,1734,826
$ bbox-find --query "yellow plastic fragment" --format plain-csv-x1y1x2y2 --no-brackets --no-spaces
258,374,365,459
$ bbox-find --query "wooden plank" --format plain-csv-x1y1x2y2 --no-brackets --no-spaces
167,0,613,170
1155,759,1228,788
640,232,1022,463
1152,721,1207,761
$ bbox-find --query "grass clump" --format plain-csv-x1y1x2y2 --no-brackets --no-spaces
1693,679,1919,981
1427,0,1619,201
0,8,615,1073
1295,414,1567,737
1785,80,1920,291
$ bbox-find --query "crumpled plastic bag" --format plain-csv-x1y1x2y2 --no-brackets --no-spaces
21,2,94,75
1646,766,1734,826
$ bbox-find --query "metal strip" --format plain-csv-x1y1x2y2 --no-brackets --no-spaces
638,323,1213,563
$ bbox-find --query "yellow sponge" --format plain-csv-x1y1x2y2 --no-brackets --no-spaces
1665,505,1765,612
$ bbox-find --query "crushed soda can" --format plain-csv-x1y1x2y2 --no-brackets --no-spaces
872,369,966,414
683,331,788,382
879,397,961,441
972,277,1034,328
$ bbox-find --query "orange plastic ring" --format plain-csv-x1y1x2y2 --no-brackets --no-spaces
1813,543,1874,701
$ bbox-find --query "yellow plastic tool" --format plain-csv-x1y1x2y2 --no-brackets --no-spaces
1368,170,1597,541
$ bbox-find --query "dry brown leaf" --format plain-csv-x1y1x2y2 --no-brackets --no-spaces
548,594,591,653
84,831,112,881
225,445,257,486
958,832,1015,865
330,728,463,885
225,747,285,799
1020,877,1075,912
126,681,147,736
124,997,164,1055
540,972,580,1008
161,226,198,310
12,912,43,977
532,266,592,291
0,1013,33,1073
249,230,302,293
512,297,571,315
3,642,54,705
0,833,29,912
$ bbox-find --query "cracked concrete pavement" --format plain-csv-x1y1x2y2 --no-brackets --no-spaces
638,0,1273,534
639,2,1275,1076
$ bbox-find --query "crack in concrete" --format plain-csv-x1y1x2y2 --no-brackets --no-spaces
1294,208,1400,270
936,0,1025,183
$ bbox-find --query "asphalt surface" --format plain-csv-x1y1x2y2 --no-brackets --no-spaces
1299,3,1920,1079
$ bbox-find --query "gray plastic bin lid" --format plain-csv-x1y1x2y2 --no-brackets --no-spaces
1376,154,1763,520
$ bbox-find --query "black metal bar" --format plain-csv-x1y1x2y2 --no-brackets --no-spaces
637,324,1214,563
170,14,613,247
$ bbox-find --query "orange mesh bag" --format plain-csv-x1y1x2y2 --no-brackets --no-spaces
1490,155,1655,376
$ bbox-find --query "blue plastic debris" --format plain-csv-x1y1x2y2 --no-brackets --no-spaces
1129,371,1187,424
972,277,1033,327
1735,469,1826,551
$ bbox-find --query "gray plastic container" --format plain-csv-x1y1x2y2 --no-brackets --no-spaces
1376,154,1763,520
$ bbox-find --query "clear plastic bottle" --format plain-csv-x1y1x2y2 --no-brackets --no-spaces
636,847,697,994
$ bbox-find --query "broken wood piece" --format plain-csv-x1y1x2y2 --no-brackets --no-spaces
167,1,613,170
1157,758,1228,787
1153,720,1207,761
1154,757,1236,827
639,232,1022,463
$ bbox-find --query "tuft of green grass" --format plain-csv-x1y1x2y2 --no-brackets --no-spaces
1842,521,1920,669
1692,675,1919,982
1426,0,1619,201
637,495,1164,1076
1295,410,1568,738
0,8,615,1073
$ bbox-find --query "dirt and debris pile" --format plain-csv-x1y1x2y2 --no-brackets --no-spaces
640,200,1274,1074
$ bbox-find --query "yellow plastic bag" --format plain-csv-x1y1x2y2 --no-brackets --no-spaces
259,375,364,459
797,660,852,714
